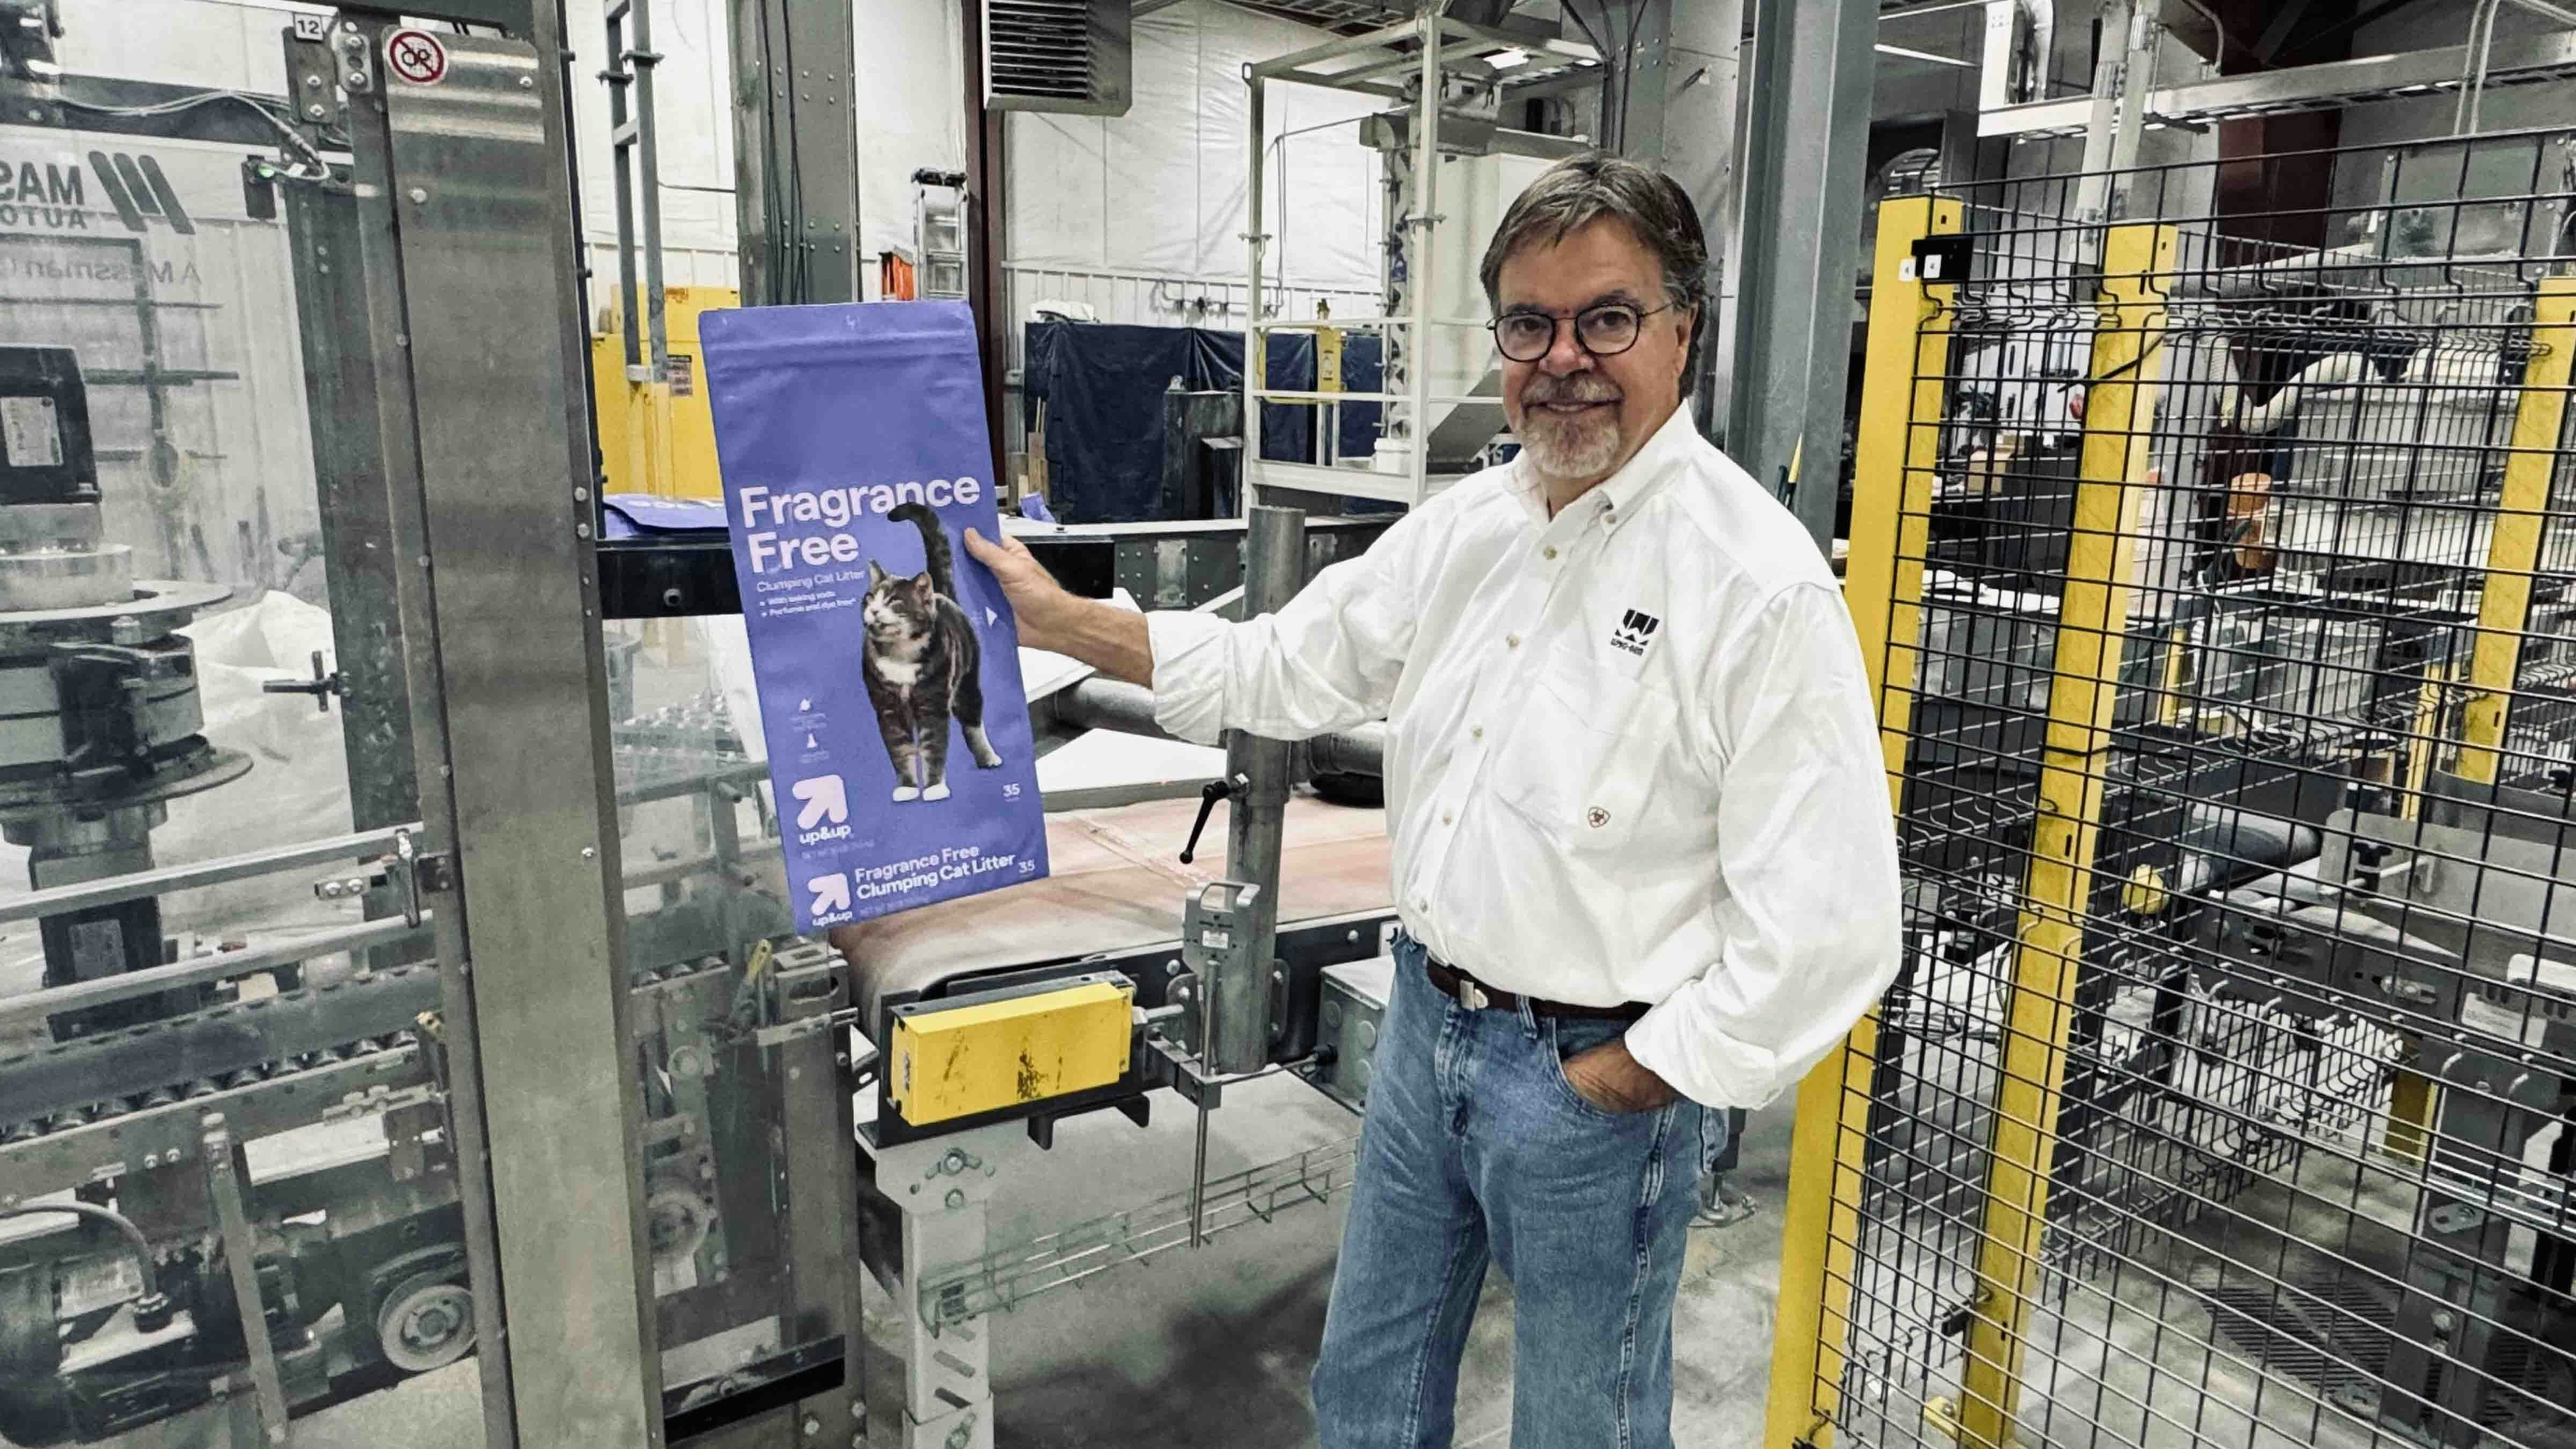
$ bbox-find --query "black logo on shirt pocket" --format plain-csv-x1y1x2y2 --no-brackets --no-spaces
1611,609,1660,658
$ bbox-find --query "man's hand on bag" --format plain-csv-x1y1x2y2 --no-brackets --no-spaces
963,526,1155,686
1562,1037,1680,1115
963,526,1075,644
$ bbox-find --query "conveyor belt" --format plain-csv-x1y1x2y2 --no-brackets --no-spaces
831,793,1392,1023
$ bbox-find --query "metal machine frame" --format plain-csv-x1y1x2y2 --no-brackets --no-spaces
1239,3,1598,510
0,6,878,1446
2,8,1744,1448
1768,127,2576,1449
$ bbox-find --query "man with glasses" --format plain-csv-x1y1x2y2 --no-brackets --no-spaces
964,153,1899,1447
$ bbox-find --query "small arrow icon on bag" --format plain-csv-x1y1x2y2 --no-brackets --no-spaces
800,698,813,711
987,608,998,626
807,873,851,915
791,774,848,829
806,733,818,749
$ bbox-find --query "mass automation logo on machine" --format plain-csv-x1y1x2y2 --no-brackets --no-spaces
83,151,194,233
0,150,193,234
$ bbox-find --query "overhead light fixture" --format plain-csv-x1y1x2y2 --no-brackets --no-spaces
1488,46,1530,69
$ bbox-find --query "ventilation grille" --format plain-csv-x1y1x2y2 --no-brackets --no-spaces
985,0,1131,116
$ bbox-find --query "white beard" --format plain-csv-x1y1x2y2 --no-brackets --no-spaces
1515,403,1624,480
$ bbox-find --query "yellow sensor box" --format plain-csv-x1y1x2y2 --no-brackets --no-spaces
889,978,1136,1126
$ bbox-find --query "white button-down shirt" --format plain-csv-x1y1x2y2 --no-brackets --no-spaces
1145,407,1902,1108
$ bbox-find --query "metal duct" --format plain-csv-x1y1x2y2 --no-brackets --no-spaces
984,0,1132,116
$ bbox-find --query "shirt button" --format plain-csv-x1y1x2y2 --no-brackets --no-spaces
1506,634,1520,649
1441,811,1454,826
1543,545,1558,560
1471,726,1483,740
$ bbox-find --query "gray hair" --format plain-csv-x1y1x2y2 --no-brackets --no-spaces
1477,152,1709,392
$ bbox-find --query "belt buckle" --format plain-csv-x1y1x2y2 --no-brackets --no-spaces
1454,976,1490,1012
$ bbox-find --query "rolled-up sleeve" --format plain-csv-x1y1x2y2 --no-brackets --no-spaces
1622,582,1903,1109
1146,513,1425,746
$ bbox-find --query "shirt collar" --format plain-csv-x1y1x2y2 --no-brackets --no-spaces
1506,402,1700,530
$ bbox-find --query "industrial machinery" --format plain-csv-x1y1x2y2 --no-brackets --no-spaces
0,346,245,1041
0,11,1420,1449
1771,126,2576,1449
1239,9,1604,511
0,7,881,1445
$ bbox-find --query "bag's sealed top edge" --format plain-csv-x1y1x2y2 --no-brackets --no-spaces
699,298,976,357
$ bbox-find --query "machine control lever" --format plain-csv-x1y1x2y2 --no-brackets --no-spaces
1178,774,1249,865
261,650,344,712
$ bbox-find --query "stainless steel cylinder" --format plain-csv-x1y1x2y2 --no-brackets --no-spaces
1212,504,1304,1074
0,504,131,612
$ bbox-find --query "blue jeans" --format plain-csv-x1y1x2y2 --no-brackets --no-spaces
1313,935,1720,1448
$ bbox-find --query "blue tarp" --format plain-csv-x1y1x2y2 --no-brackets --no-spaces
1025,321,1386,523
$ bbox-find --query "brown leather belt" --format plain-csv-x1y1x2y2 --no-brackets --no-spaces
1423,956,1648,1023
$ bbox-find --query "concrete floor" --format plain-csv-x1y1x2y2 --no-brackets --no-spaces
956,1072,1794,1449
231,1074,1795,1449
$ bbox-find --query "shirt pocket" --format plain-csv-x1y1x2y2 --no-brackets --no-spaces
1487,647,1679,852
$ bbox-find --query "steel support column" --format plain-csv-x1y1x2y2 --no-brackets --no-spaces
1725,0,1877,546
1762,194,1961,1449
1957,222,2177,1449
373,27,664,1447
1216,505,1304,1073
872,1123,1019,1449
1600,0,1743,423
962,0,1009,479
284,184,421,833
335,14,520,1440
727,0,861,306
276,33,418,836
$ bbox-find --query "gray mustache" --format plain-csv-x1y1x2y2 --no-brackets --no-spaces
1521,378,1622,405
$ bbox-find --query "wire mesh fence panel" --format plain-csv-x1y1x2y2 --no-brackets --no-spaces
1775,129,2576,1449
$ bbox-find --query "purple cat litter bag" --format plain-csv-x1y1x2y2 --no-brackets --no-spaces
700,301,1049,932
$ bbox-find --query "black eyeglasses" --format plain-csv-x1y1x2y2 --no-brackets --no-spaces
1488,302,1672,363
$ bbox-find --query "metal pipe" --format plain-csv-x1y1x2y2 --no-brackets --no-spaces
1403,2,1441,508
630,0,669,376
1055,678,1179,741
0,915,428,1031
1056,677,1386,777
1875,41,1977,68
2455,0,2507,137
2071,0,2131,222
605,1,644,374
1305,721,1387,778
1881,0,1996,19
0,824,422,926
1213,506,1305,1074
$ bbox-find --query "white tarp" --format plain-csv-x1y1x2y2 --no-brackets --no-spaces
1006,0,1385,292
858,0,971,279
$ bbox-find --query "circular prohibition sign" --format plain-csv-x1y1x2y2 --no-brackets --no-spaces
384,28,450,86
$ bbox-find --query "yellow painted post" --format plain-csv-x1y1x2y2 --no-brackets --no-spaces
2384,1067,2438,1163
1956,222,2178,1449
2399,661,2451,817
1762,194,1962,1449
2456,277,2576,786
2392,280,2574,1166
